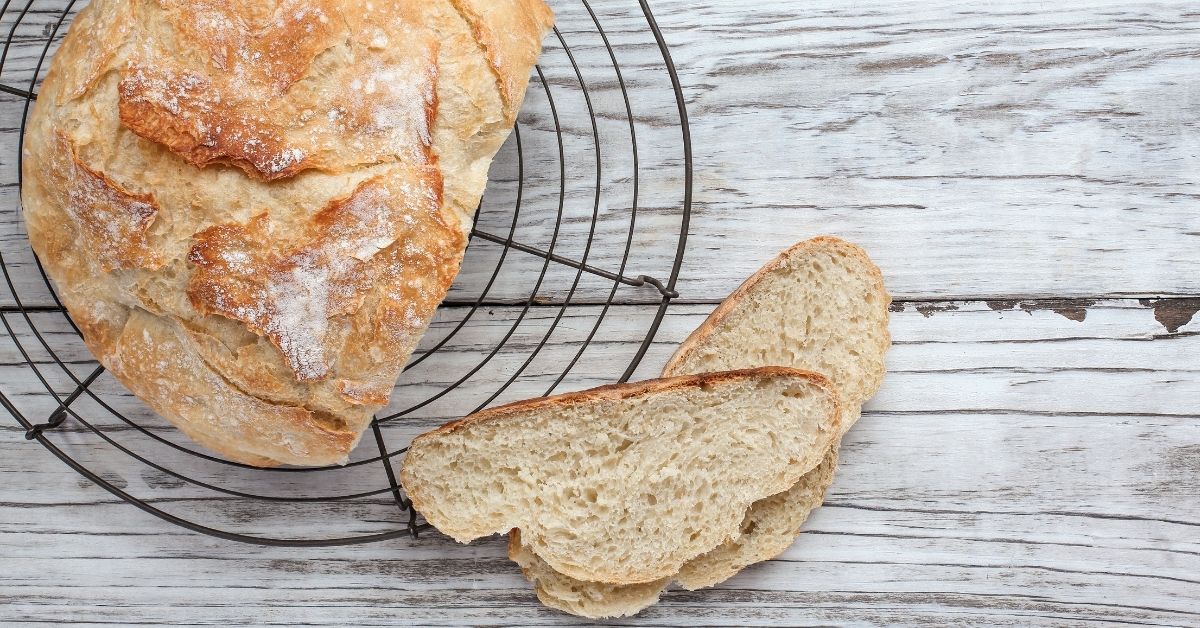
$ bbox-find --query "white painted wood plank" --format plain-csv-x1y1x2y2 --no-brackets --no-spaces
1,0,1199,625
2,300,1198,625
654,0,1200,300
2,0,1199,306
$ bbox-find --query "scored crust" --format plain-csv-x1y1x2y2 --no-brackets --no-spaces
21,0,553,466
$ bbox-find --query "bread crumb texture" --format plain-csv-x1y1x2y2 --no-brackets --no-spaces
401,368,841,585
510,237,891,617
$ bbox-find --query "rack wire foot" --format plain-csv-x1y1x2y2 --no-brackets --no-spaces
633,275,679,299
470,229,679,299
24,365,105,440
370,420,423,538
24,408,67,440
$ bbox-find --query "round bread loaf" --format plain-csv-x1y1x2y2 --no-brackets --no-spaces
21,0,553,466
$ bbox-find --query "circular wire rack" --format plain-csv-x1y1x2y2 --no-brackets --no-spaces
0,0,692,545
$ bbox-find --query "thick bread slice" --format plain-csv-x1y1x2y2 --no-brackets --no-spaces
509,529,670,619
400,367,842,585
513,236,890,615
672,443,843,589
509,452,838,619
667,236,890,588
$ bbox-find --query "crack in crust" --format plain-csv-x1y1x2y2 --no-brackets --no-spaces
54,133,163,272
449,0,555,120
187,171,459,384
161,0,341,93
119,0,440,180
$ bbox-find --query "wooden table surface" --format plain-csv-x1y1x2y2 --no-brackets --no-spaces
3,0,1199,625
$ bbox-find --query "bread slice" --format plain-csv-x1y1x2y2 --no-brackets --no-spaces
508,451,839,619
665,235,890,405
400,367,842,584
672,442,843,589
509,529,670,619
512,236,890,615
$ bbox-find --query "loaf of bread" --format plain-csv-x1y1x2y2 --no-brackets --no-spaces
21,0,553,466
511,236,891,617
400,367,842,584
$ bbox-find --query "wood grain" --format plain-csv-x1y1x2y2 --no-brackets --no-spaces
4,1,1199,305
1,0,1199,626
4,301,1200,626
654,0,1200,301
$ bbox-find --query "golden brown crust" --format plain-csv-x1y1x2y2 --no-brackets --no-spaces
102,308,359,466
413,366,835,442
450,0,555,120
159,0,341,93
46,0,134,103
118,0,442,180
664,236,892,377
52,133,163,272
186,171,459,384
22,0,552,466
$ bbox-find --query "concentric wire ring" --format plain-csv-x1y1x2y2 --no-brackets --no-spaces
0,0,691,546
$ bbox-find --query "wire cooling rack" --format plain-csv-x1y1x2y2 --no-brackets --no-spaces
0,0,691,546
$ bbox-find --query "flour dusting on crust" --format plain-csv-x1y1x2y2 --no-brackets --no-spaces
186,174,452,383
